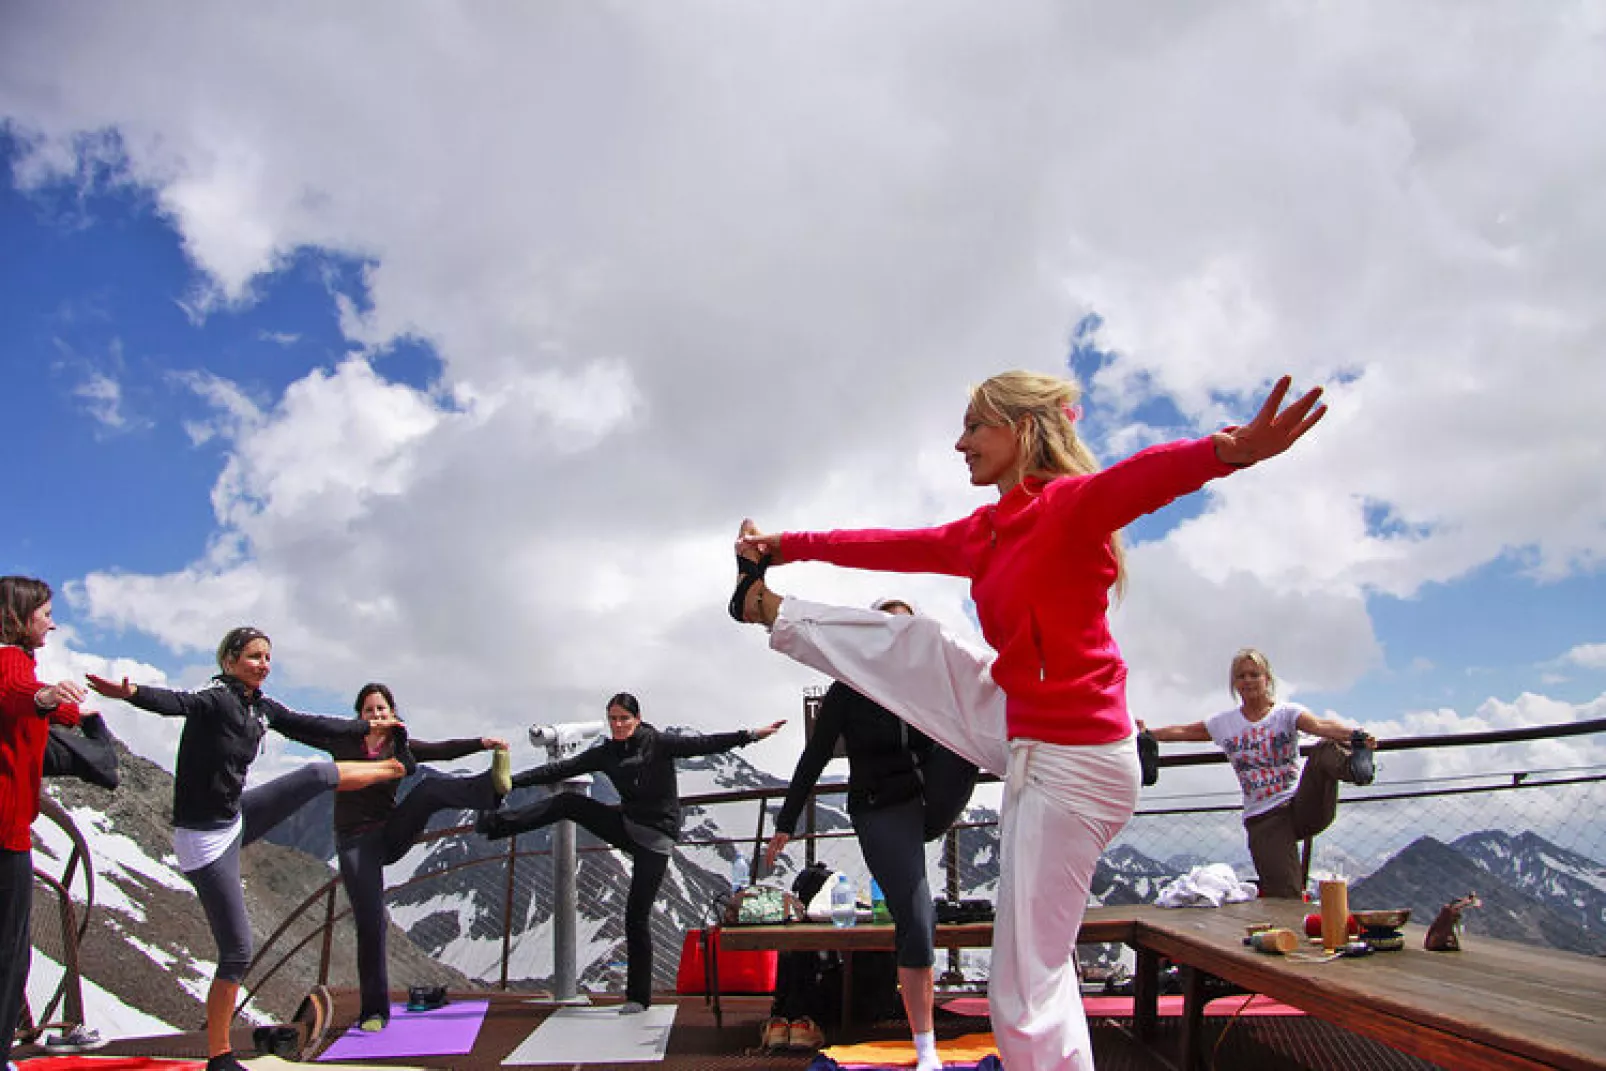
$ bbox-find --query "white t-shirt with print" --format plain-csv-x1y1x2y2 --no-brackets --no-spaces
1205,703,1309,819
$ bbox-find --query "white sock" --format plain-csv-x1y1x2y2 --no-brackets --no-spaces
914,1030,942,1070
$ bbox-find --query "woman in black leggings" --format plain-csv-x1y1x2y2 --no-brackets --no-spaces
476,692,783,1014
765,599,978,1071
314,682,512,1032
89,627,404,1071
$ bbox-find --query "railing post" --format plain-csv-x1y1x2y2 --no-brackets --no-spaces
318,884,337,985
500,833,517,992
553,810,582,1001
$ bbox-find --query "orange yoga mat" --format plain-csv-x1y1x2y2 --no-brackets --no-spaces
823,1031,1000,1067
941,993,1304,1018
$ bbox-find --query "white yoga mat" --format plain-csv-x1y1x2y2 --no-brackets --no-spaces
502,1004,678,1065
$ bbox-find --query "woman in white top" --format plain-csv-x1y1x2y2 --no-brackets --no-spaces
1141,647,1376,898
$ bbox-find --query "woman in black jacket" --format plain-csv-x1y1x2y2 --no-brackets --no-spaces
765,599,978,1071
476,692,784,1014
314,681,512,1032
88,627,405,1071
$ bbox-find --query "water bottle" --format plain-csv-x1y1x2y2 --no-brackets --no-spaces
830,873,857,928
871,877,890,924
730,853,749,892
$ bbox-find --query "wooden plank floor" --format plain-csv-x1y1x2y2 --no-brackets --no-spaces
31,987,1469,1071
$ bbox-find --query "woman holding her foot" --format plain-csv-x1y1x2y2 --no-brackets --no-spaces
476,692,784,1015
308,682,511,1032
88,628,407,1071
765,598,978,1071
730,370,1326,1071
1139,648,1376,899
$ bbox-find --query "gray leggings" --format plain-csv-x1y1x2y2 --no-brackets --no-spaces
184,762,340,983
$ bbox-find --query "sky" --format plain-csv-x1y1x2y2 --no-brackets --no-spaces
3,1,1604,805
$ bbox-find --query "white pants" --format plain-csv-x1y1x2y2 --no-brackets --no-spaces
773,597,1140,1071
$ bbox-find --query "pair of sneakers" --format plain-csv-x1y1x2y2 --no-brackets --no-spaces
760,1016,825,1051
44,1025,104,1053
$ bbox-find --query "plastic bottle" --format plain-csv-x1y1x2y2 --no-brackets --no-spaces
830,873,857,928
870,877,890,924
730,853,749,892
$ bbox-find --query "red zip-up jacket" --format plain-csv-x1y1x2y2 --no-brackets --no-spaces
1,645,82,851
783,436,1233,746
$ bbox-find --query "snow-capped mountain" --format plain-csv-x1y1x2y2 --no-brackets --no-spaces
1451,830,1606,942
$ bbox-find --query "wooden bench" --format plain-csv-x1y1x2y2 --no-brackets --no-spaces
703,903,1606,1071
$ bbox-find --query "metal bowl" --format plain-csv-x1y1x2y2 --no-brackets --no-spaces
1353,908,1411,930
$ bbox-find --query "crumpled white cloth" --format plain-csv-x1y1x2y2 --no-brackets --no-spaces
1154,863,1261,908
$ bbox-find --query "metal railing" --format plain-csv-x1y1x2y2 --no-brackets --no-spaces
228,715,1606,1008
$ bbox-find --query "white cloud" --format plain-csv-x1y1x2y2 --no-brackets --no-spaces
1562,643,1606,671
3,2,1604,754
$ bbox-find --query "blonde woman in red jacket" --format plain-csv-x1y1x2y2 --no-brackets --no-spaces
1,577,92,1070
730,372,1325,1071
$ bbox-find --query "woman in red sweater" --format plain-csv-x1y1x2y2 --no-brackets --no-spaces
729,371,1325,1071
1,577,91,1071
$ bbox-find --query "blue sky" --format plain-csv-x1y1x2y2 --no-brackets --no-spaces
3,4,1603,792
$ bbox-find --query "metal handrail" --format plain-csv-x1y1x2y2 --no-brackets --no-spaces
231,714,1604,1003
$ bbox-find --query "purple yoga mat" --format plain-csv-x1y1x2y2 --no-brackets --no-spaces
317,999,489,1061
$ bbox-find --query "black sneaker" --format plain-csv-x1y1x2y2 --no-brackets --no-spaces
1137,730,1160,787
474,810,508,840
44,1024,105,1053
1345,730,1375,786
205,1052,249,1071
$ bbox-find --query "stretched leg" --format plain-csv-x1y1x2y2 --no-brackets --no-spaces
1244,805,1302,898
337,833,391,1026
989,737,1139,1071
769,596,1011,777
622,848,671,1009
240,763,342,847
1290,740,1347,840
382,770,499,864
185,841,253,1059
857,801,942,1069
920,746,979,841
478,791,635,852
1,848,33,1069
42,716,121,789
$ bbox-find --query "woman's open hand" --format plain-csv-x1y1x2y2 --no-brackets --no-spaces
752,720,786,740
765,831,791,869
86,674,134,701
1213,375,1327,467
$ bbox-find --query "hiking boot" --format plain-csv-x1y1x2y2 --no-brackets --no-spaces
1344,730,1375,786
205,1053,249,1071
393,726,419,776
788,1017,825,1050
44,1024,105,1053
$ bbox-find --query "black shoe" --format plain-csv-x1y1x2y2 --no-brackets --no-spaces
393,725,419,776
45,722,121,790
1345,730,1375,786
1137,730,1160,787
406,985,448,1013
475,809,508,840
206,1053,249,1071
727,551,772,624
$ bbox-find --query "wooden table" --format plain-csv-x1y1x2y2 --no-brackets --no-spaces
1118,900,1606,1071
706,915,1134,1029
703,903,1606,1070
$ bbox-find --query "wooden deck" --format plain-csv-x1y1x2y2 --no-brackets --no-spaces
18,902,1603,1070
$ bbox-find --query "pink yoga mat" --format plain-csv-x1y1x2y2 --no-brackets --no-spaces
941,994,1303,1019
317,999,489,1061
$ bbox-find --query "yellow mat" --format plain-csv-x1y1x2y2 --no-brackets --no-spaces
822,1031,999,1067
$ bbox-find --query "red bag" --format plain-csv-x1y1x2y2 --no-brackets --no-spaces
675,929,778,995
